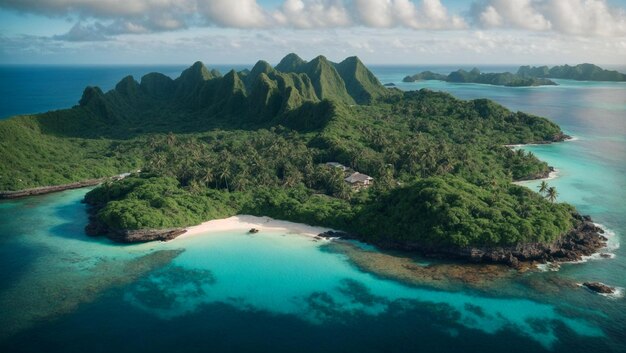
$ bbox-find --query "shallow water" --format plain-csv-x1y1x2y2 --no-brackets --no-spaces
0,67,625,352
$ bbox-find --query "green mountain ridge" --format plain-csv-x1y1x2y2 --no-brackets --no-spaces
51,54,392,139
517,63,626,81
404,68,557,87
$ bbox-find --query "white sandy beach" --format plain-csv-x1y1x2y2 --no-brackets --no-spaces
177,215,334,240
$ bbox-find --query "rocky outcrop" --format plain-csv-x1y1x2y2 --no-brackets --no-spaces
319,214,607,268
515,166,555,182
84,205,186,243
106,228,186,243
582,282,615,294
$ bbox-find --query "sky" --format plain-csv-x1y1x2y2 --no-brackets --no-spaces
0,0,625,65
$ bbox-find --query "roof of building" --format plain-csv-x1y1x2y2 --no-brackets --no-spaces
345,172,373,183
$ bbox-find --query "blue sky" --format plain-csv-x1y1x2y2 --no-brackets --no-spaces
1,0,625,65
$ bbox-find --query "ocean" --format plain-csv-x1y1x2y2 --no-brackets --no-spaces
0,65,624,352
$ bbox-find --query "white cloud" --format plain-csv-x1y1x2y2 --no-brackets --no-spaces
352,0,466,29
273,0,351,28
52,22,109,42
479,6,502,27
472,0,551,31
4,28,625,65
471,0,626,36
541,0,626,36
354,0,394,27
200,0,269,28
0,0,625,41
0,0,467,37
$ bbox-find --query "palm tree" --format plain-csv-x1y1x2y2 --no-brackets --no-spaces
546,187,558,203
538,181,549,194
200,168,214,188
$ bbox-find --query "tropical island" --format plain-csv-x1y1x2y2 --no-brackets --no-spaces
0,54,606,266
403,68,557,87
517,63,626,81
403,63,626,86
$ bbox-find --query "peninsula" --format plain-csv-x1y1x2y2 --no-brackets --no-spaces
0,54,606,266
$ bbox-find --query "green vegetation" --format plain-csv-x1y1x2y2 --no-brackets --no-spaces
354,176,574,247
517,63,626,81
403,68,557,87
1,54,578,248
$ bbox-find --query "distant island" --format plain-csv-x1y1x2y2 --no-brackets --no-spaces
517,63,626,81
404,63,626,86
0,54,606,266
403,68,557,87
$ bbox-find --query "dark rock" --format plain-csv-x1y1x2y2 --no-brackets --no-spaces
583,282,615,294
352,211,607,269
248,228,259,234
383,83,396,87
599,253,612,258
107,228,187,243
318,230,358,240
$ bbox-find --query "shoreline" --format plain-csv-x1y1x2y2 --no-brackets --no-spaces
513,167,560,185
504,134,576,149
0,171,136,200
0,179,104,199
178,215,335,240
537,222,619,272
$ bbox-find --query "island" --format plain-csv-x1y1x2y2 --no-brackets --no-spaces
517,63,626,82
403,68,557,87
0,53,606,266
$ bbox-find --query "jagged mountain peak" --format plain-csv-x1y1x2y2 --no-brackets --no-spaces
275,53,306,72
178,61,214,82
79,86,105,106
338,56,362,65
250,60,275,76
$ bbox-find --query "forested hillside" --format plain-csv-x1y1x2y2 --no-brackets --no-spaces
0,54,580,251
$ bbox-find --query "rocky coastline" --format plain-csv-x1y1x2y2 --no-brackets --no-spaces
84,202,186,243
515,166,556,182
0,179,105,199
319,213,607,268
0,172,135,200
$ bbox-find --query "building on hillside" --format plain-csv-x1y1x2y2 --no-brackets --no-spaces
344,172,374,189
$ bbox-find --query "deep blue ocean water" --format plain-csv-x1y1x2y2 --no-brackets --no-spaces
0,65,625,352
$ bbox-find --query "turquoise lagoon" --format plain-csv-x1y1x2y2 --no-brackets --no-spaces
0,67,625,352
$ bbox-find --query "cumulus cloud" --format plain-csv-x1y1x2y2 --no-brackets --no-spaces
52,23,109,42
541,0,626,36
273,0,352,29
471,0,626,36
1,0,625,41
0,0,466,38
200,0,269,28
352,0,466,29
